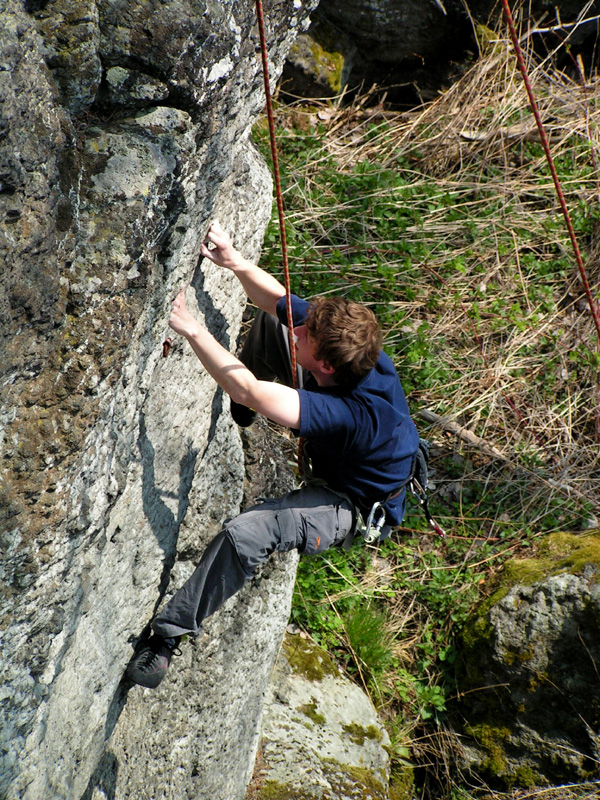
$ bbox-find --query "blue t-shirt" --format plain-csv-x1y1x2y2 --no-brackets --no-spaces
276,295,419,525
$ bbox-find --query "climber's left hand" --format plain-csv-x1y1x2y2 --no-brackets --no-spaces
168,287,201,339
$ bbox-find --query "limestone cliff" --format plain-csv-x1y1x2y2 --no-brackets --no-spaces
0,2,314,798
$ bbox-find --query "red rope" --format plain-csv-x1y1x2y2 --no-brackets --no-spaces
255,0,304,474
501,0,600,346
254,0,299,387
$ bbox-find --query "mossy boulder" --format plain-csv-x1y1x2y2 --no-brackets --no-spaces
248,631,414,800
281,31,347,99
451,530,600,790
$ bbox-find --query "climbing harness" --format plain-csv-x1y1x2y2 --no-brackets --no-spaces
312,439,447,549
356,439,446,545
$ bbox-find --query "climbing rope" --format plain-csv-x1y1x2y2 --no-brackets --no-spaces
255,0,306,475
501,0,600,347
254,0,299,386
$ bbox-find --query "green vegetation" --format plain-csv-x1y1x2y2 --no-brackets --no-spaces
283,629,339,681
298,699,327,726
342,721,383,746
254,26,600,800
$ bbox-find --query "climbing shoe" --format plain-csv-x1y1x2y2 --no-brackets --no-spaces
126,635,182,689
230,400,257,427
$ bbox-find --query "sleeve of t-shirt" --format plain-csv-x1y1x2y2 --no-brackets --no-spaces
298,390,361,452
276,294,311,327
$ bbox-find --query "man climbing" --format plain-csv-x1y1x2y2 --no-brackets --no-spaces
127,220,419,688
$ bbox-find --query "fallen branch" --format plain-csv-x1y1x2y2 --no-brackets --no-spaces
418,409,508,461
459,122,549,142
418,409,600,511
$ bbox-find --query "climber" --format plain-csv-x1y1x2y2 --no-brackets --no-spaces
126,220,419,688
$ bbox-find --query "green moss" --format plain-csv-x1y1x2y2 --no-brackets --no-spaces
344,764,386,795
463,727,545,789
458,606,495,687
257,756,389,799
282,633,338,682
517,644,536,664
465,724,511,778
258,780,314,800
502,531,600,589
540,530,600,572
474,23,505,56
389,766,415,800
321,757,387,799
308,41,344,94
342,722,383,746
297,699,326,726
512,764,543,788
461,609,494,649
287,37,344,95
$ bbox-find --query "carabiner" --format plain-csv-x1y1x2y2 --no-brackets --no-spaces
362,501,387,544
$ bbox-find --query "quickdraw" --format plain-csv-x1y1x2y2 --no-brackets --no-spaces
358,485,446,545
407,477,446,539
358,501,388,545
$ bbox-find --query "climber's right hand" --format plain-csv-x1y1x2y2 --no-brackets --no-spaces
200,220,241,271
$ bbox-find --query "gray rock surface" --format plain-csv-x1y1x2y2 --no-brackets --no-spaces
249,632,392,799
0,1,314,798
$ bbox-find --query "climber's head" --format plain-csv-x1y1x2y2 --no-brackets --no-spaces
298,297,382,389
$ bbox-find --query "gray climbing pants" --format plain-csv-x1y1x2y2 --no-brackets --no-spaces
152,484,354,638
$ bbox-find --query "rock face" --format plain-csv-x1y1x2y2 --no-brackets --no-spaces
284,0,600,104
315,0,471,67
452,531,600,790
248,632,393,800
0,1,315,798
292,0,475,103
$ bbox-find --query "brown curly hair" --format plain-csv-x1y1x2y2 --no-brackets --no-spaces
305,297,382,388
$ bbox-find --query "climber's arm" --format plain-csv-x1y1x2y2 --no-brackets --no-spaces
169,288,300,428
200,220,285,316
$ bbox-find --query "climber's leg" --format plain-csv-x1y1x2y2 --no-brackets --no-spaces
126,486,353,687
231,310,306,425
151,527,253,639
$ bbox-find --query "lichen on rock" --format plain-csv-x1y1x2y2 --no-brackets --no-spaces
249,631,394,800
452,530,600,789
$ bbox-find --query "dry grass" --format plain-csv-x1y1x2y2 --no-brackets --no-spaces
270,27,600,517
